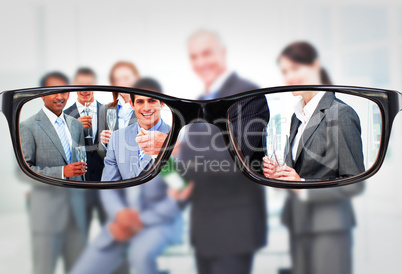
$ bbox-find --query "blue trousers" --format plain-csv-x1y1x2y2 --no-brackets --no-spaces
70,224,175,274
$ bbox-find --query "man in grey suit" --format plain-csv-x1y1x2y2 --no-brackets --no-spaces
20,72,88,274
70,78,184,274
264,91,365,274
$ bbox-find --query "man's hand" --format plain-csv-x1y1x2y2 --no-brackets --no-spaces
136,128,168,155
115,209,143,232
78,116,92,128
100,130,112,145
168,181,194,201
108,222,135,242
64,162,87,178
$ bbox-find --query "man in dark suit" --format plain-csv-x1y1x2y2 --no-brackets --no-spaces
20,72,87,274
179,30,269,274
64,68,107,226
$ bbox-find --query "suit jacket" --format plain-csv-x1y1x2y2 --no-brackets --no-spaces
20,109,87,235
98,119,182,247
281,92,365,235
97,103,138,159
179,72,268,257
64,101,104,181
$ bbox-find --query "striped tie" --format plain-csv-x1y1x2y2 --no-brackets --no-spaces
139,148,145,162
55,117,71,164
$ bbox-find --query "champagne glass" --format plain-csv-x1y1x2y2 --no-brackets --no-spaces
273,134,289,170
107,109,117,132
262,125,275,160
76,145,87,181
84,102,93,139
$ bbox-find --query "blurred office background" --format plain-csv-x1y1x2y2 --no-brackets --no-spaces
1,0,402,273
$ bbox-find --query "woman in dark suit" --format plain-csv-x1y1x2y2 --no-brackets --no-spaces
263,41,365,274
98,61,140,158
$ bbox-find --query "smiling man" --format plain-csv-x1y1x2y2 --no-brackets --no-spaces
20,71,87,274
70,78,184,274
179,30,269,274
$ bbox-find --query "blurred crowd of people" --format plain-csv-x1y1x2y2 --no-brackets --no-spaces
20,29,364,274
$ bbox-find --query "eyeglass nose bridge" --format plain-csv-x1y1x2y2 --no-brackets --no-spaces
202,99,234,125
170,99,233,128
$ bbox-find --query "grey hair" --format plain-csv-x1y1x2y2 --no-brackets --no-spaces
187,29,225,49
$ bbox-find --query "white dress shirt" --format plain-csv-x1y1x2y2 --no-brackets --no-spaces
291,91,325,201
42,106,72,178
292,91,325,161
76,100,98,141
117,96,134,129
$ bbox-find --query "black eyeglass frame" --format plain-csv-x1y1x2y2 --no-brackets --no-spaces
0,85,400,189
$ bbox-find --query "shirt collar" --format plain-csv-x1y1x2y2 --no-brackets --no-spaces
294,91,325,123
42,106,66,125
118,96,133,111
76,100,97,114
206,70,232,96
137,118,162,133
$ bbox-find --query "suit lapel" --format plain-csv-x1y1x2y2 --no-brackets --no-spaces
111,105,119,131
70,103,80,119
294,92,335,164
125,125,142,177
128,112,138,127
294,111,325,163
289,114,300,147
65,113,77,141
95,101,102,143
36,110,68,164
215,73,238,98
287,114,300,167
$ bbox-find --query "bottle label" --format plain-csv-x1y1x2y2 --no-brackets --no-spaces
164,172,186,190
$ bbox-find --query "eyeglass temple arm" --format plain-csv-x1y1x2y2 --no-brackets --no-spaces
389,90,402,118
399,91,402,113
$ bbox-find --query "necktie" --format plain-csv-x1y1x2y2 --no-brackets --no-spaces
138,126,145,162
55,117,71,164
139,147,145,162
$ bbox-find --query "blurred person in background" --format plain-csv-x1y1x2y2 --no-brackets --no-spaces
263,41,365,274
179,30,268,274
20,71,88,274
70,78,186,274
98,61,139,159
64,67,107,230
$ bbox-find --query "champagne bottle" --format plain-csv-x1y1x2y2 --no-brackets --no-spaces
160,157,187,190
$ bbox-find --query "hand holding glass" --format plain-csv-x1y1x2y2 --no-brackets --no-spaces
76,146,87,181
262,128,288,175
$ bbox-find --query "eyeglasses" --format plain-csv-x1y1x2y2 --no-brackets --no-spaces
0,85,399,189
